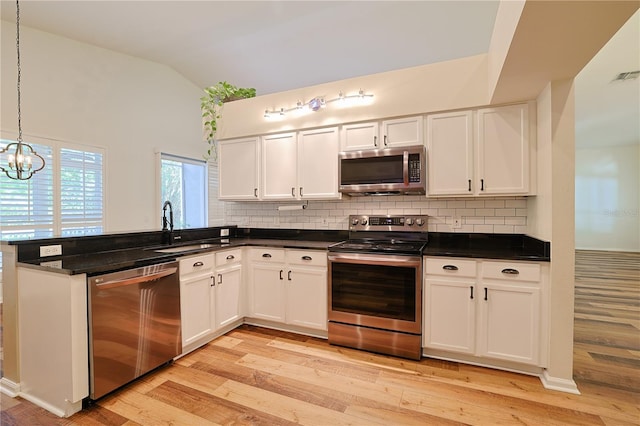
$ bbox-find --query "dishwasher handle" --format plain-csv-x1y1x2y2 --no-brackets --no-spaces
94,267,177,289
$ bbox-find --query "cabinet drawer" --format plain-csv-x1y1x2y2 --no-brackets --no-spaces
482,261,540,282
179,253,215,277
286,250,327,267
216,248,242,265
425,257,476,278
250,247,285,262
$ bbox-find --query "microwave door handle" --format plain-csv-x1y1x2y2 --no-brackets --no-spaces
403,150,409,186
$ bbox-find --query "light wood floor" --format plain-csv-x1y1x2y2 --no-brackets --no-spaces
1,250,639,425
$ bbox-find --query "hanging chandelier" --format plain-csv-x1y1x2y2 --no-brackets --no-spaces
0,0,45,180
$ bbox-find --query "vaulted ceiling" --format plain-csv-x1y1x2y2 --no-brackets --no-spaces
0,1,637,148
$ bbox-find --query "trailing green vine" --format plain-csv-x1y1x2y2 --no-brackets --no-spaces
201,81,256,161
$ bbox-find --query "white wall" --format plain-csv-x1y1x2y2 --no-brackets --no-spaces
218,54,491,140
575,143,640,252
0,22,203,233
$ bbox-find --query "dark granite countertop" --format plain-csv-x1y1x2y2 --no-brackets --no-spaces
11,227,549,276
13,229,347,276
422,232,550,262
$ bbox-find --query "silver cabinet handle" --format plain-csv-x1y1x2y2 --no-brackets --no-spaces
300,187,303,197
373,135,378,147
484,287,488,301
254,188,258,197
210,276,215,287
217,273,222,284
480,179,485,191
468,179,472,192
193,261,204,267
288,270,292,281
226,254,235,260
291,187,295,197
501,268,520,275
470,286,474,299
384,135,388,146
279,270,283,280
302,255,312,261
262,253,272,258
442,265,458,271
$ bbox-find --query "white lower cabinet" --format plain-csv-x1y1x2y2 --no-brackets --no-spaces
424,257,546,367
179,249,243,353
248,247,327,331
179,253,216,350
214,249,243,329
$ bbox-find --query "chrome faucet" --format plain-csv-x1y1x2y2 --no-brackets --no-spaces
162,201,174,243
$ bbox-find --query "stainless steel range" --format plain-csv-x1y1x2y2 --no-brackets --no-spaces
328,214,428,360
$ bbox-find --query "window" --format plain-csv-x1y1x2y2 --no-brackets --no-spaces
0,136,104,275
160,153,207,229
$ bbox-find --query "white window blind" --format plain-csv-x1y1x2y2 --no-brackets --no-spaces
60,148,104,236
0,138,104,240
0,141,54,240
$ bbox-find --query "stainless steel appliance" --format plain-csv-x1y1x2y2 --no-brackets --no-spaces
88,261,181,400
339,145,426,196
328,215,428,360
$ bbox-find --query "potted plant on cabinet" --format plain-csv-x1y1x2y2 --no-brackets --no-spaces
201,81,256,161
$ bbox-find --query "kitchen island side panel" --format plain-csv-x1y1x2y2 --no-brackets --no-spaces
17,267,88,417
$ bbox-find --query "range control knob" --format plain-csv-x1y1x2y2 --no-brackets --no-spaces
351,218,359,226
416,218,425,226
361,218,368,225
405,218,414,226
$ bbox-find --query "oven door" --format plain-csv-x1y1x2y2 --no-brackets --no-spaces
328,252,422,334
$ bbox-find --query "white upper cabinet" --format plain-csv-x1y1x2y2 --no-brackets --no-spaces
381,116,424,148
426,111,474,196
261,128,341,201
476,103,531,195
297,127,340,200
341,116,423,151
261,132,298,200
218,137,260,200
341,122,379,150
426,103,534,197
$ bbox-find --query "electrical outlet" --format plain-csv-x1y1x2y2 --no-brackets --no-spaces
220,228,229,237
40,244,62,257
452,216,462,229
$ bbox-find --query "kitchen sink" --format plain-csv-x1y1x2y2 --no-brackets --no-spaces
153,243,217,253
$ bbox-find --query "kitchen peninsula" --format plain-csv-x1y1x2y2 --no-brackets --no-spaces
2,225,549,417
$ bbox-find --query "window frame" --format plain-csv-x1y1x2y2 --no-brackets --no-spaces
157,151,208,230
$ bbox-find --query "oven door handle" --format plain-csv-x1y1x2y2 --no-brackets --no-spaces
328,253,422,267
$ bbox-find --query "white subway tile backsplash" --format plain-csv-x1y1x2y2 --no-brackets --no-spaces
220,196,528,234
484,199,506,208
506,199,527,208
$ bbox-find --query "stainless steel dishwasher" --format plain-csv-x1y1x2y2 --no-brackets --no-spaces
87,261,181,400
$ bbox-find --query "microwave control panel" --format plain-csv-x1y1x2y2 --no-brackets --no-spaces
409,154,421,182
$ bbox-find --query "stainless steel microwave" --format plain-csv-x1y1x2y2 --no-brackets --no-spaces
339,145,426,196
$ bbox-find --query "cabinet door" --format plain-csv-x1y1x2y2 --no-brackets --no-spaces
214,263,242,329
262,132,298,200
286,266,327,330
424,279,475,353
478,283,540,365
341,122,379,151
180,274,215,347
476,104,530,195
218,137,260,200
426,111,474,196
381,116,423,148
297,127,340,199
249,263,286,322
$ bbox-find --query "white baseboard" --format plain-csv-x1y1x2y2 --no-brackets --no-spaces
18,391,83,418
0,377,20,397
540,369,580,394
